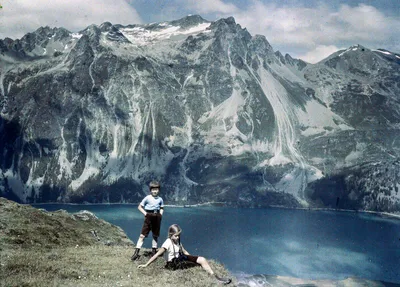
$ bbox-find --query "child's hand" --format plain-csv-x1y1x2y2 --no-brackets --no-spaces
137,264,147,269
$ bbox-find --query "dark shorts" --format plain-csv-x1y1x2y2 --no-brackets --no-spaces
140,213,162,237
165,254,199,270
178,254,198,263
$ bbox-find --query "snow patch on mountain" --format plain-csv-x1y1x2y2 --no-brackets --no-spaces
338,45,362,57
120,23,211,46
71,33,82,39
373,49,400,61
373,49,392,55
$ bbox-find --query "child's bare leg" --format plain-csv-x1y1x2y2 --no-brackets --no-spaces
196,257,214,275
197,257,232,284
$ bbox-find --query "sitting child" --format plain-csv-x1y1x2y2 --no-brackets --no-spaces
137,224,231,285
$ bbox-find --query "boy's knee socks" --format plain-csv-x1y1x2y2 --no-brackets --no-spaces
135,235,158,249
152,237,158,248
136,236,144,248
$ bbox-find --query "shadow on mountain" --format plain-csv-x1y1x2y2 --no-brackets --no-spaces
177,153,302,208
0,115,303,206
0,115,57,165
0,115,63,203
306,160,400,213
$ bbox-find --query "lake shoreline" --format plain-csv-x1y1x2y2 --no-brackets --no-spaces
30,200,400,220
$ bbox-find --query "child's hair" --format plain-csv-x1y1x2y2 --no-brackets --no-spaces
149,181,160,190
168,224,182,238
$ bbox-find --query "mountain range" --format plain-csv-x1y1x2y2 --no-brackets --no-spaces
1,15,399,212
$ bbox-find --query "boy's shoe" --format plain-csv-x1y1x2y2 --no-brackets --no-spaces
215,275,231,285
151,248,157,256
131,248,140,261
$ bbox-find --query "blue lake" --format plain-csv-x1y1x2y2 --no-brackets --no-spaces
33,204,400,284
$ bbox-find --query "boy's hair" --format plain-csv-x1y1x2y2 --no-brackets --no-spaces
168,224,182,238
149,181,160,190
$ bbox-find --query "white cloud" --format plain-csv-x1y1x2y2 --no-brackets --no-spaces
236,2,399,46
298,45,343,64
182,0,400,62
183,0,238,14
0,0,142,39
335,4,388,32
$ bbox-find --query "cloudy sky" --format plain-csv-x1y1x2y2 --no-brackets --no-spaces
0,0,399,63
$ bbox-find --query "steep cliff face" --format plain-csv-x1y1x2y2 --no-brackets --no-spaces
1,16,399,211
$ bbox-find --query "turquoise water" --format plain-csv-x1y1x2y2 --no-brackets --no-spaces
34,204,400,284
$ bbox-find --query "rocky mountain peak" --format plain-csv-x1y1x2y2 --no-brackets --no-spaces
99,22,113,32
209,16,240,34
169,14,209,29
80,24,102,39
248,34,274,58
321,44,400,77
24,26,71,43
0,26,72,58
0,16,399,212
34,26,59,37
98,22,131,43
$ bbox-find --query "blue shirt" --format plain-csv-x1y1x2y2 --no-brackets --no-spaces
140,195,164,211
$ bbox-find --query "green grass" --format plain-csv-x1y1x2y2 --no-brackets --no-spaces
1,245,232,287
0,197,234,286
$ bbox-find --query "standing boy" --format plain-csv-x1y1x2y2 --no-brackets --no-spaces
131,181,164,261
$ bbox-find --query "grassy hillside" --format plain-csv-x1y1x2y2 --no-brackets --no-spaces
0,197,233,286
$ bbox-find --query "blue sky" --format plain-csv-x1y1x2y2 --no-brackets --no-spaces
0,0,399,63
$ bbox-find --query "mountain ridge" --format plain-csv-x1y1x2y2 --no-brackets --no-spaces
1,15,399,212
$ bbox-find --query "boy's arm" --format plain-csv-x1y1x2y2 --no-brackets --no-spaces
137,248,166,269
138,204,146,216
138,196,147,216
159,198,164,216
